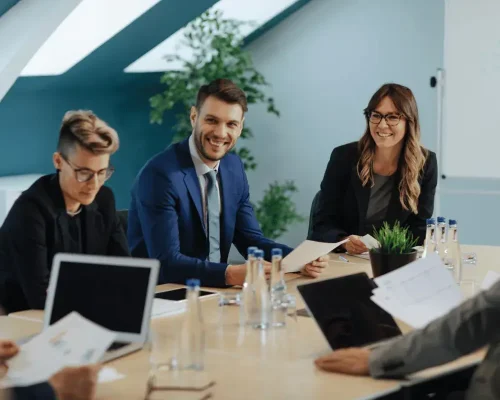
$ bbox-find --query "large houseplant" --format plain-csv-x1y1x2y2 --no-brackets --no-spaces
149,9,302,240
369,221,419,277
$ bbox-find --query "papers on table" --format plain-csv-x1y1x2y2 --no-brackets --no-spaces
370,253,463,329
347,252,370,260
99,367,126,383
0,312,116,388
282,239,348,273
480,270,500,291
151,298,186,319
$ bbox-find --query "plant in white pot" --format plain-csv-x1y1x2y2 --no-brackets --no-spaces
369,221,419,277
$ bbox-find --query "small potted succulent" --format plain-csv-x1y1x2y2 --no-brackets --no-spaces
369,221,419,277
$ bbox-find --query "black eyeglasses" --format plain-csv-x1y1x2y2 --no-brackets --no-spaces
60,154,115,183
367,111,404,126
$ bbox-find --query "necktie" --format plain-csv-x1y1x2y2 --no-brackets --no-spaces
205,170,220,262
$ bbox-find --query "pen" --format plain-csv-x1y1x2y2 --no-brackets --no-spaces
339,256,349,263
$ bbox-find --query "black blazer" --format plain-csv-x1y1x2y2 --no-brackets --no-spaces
0,174,129,313
311,142,438,246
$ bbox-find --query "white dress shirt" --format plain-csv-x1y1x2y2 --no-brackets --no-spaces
188,134,221,231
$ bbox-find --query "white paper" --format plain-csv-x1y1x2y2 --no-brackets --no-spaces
0,312,116,388
346,252,370,260
480,270,500,291
151,298,186,319
371,254,463,328
282,239,348,273
361,234,379,250
98,367,125,383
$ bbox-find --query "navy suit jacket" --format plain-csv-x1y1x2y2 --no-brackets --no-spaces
128,138,293,287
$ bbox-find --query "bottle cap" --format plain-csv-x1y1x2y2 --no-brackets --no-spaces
271,248,283,257
426,218,435,224
437,216,446,223
247,247,258,256
186,279,200,288
254,249,264,258
449,219,457,226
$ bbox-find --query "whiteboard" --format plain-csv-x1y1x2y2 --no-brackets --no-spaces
442,0,500,178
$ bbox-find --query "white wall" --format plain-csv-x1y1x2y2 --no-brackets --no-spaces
244,0,445,247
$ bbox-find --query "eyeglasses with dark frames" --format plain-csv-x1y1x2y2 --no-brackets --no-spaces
60,154,115,183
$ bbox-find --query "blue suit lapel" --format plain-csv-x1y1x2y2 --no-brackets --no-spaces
178,139,206,235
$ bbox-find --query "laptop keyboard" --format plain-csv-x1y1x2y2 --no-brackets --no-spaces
107,341,129,351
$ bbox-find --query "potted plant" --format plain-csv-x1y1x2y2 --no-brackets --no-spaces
369,221,419,277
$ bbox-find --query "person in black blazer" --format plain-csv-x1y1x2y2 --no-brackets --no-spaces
311,83,438,254
0,110,129,313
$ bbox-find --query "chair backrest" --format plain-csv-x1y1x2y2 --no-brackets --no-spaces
116,209,128,235
307,190,322,240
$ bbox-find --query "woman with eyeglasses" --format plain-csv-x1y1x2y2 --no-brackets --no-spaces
311,83,437,254
0,110,129,313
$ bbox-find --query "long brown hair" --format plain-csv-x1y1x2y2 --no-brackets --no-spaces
357,83,427,214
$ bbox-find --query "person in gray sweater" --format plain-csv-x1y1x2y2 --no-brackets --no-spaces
315,279,500,399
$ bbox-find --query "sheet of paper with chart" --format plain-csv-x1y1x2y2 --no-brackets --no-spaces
282,239,348,273
0,312,116,388
371,254,463,328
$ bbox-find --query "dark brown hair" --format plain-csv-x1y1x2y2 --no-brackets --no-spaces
357,83,428,214
57,110,119,156
196,79,248,113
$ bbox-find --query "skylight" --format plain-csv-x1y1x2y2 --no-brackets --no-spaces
124,0,297,73
20,0,161,76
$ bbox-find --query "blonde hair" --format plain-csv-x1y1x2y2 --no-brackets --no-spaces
58,110,119,156
357,84,428,214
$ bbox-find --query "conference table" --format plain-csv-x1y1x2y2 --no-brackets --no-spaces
1,245,497,399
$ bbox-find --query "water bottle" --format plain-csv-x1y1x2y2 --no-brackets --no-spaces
240,246,258,325
436,216,447,261
252,249,271,330
270,248,288,327
270,248,286,301
178,279,205,370
446,219,462,283
422,218,436,258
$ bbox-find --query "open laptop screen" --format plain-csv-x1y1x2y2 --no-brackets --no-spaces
50,260,151,334
297,272,401,349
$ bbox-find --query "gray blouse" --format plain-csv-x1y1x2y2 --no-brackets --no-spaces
365,173,395,234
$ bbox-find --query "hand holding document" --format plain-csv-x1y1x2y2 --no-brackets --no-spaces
282,239,348,273
370,254,463,328
360,234,379,250
1,312,116,388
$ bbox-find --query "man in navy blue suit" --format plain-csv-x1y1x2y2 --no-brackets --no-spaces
128,79,328,286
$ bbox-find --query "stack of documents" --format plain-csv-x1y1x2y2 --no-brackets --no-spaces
1,312,116,388
370,254,463,328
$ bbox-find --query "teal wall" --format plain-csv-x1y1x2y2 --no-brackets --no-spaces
0,82,172,209
0,0,220,209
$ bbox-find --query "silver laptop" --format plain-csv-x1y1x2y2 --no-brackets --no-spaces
44,253,159,362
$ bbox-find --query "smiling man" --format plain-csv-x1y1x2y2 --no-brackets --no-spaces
0,110,129,313
128,79,327,287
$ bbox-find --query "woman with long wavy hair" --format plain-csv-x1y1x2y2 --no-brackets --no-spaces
311,83,438,254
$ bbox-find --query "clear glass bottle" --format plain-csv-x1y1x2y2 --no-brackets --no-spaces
252,249,271,330
240,246,258,326
178,279,205,370
436,216,447,260
422,218,436,258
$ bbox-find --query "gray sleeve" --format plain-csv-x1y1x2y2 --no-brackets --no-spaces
369,280,500,378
